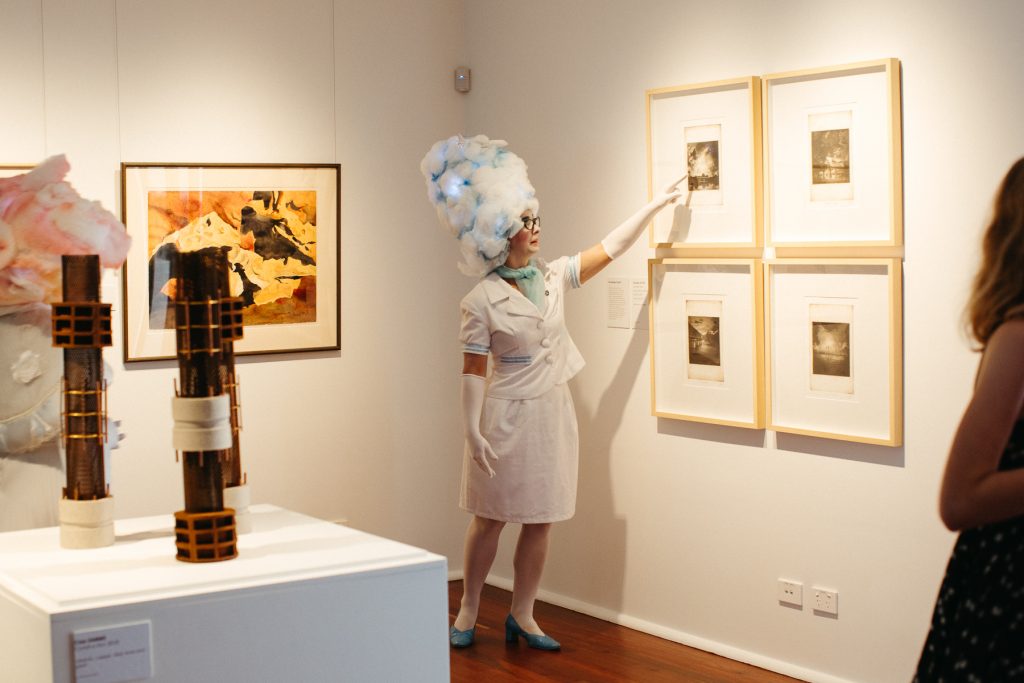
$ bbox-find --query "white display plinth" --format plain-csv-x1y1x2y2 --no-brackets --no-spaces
0,504,449,682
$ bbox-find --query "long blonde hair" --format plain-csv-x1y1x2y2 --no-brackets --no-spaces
968,157,1024,347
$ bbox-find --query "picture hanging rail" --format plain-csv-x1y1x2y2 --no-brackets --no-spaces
648,258,765,429
762,58,903,249
646,77,763,250
765,258,902,446
0,166,33,178
121,162,341,362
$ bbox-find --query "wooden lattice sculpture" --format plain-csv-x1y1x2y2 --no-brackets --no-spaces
51,255,114,548
218,262,251,533
171,248,237,562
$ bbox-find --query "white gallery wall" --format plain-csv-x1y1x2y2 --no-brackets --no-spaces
463,1,1024,682
2,1,1023,682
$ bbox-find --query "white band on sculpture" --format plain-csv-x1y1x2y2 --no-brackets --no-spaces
59,496,115,549
224,483,252,534
171,395,232,451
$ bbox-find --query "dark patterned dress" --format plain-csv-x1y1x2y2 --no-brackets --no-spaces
914,420,1024,681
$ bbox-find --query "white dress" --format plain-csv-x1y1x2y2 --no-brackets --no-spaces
458,255,585,523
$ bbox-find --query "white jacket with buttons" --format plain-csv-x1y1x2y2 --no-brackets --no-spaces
460,255,585,400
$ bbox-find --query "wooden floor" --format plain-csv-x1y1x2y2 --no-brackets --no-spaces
449,581,801,683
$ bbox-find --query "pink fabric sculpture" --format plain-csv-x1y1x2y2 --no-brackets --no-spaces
0,155,130,306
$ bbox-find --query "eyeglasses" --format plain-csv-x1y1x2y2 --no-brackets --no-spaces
521,216,541,234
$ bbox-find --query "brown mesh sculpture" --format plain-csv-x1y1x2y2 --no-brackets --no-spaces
51,255,114,548
171,248,238,562
217,262,251,533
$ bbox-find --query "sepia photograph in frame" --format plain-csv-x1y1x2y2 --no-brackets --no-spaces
809,110,853,202
684,123,723,206
686,298,724,382
646,76,762,248
649,258,763,429
763,58,902,247
766,258,902,446
808,302,853,394
122,162,341,361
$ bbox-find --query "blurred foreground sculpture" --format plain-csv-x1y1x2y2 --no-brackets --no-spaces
52,255,114,547
171,248,237,562
0,156,129,533
217,250,250,533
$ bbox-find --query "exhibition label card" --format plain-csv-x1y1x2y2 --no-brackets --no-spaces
607,278,629,328
73,621,152,683
631,278,649,330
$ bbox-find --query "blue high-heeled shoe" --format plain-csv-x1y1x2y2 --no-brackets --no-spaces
449,624,476,648
504,614,561,651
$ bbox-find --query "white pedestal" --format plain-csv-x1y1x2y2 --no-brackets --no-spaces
0,504,449,682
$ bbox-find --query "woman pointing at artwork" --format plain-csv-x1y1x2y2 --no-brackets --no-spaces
421,134,685,650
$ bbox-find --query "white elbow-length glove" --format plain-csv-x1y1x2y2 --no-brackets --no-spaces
600,173,688,259
461,373,498,478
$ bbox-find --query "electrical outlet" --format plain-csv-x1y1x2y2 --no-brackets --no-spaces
813,587,838,616
777,579,803,607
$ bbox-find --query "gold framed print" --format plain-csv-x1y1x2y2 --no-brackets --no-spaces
765,258,902,445
646,77,763,250
121,162,340,361
649,258,764,428
763,59,903,248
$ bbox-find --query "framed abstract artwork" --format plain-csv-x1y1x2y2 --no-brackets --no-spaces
763,58,903,247
765,259,902,445
121,163,340,361
648,258,764,428
646,76,763,250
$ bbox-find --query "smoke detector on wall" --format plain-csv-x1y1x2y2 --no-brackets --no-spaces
454,67,471,93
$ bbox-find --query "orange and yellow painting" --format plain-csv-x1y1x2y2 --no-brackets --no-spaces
146,189,318,329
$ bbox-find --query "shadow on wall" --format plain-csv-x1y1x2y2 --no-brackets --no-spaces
565,332,651,614
564,330,904,613
657,417,906,468
656,418,766,447
664,202,692,244
775,433,906,468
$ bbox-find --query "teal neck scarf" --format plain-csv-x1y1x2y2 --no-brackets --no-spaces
494,263,545,311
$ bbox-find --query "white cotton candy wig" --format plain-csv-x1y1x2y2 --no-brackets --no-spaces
421,134,539,277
